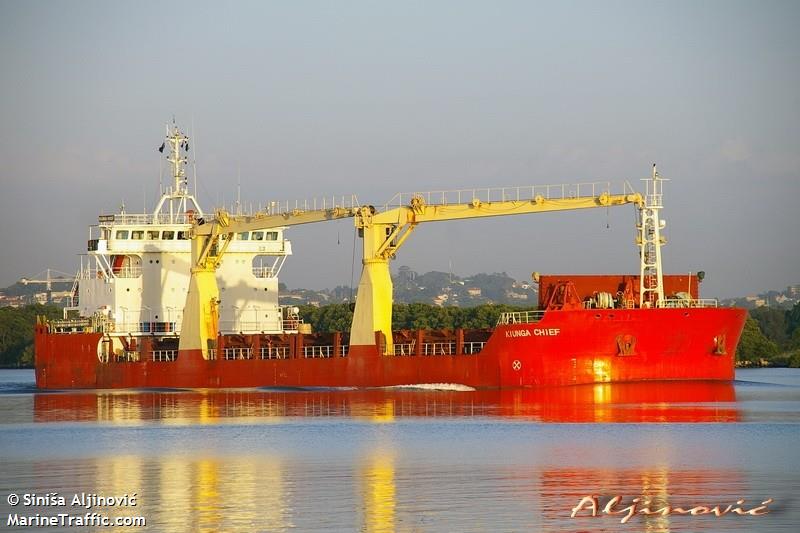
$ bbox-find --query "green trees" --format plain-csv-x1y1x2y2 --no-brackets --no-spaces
297,303,534,333
736,317,780,365
0,305,61,367
737,302,800,366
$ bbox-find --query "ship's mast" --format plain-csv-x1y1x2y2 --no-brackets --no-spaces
152,122,204,222
638,164,667,307
166,123,189,199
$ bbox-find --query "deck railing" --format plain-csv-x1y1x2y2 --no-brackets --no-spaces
151,350,178,362
392,341,486,356
223,347,253,360
261,346,290,359
497,310,545,325
463,341,486,354
656,298,719,308
302,345,348,358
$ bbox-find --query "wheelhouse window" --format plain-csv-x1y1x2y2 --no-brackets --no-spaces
177,231,189,240
115,230,129,240
131,230,144,240
265,231,279,241
162,230,175,240
147,230,160,240
238,232,249,241
252,231,264,241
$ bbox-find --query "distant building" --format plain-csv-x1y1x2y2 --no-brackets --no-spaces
467,288,482,297
397,265,417,282
433,294,449,306
788,285,800,297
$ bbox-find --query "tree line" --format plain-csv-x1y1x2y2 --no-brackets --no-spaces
0,305,61,368
737,302,800,367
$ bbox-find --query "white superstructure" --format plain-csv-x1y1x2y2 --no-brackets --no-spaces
69,124,295,336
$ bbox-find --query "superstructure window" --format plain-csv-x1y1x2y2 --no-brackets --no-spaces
162,230,175,240
265,231,278,241
115,230,129,240
131,230,144,240
177,231,189,240
147,230,160,240
238,232,249,241
252,231,264,241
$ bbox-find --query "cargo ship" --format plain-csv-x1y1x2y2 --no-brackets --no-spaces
34,124,747,389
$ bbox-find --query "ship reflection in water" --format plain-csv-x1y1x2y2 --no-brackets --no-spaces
5,375,799,531
32,381,739,424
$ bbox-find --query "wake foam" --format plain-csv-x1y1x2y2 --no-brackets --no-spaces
385,383,476,392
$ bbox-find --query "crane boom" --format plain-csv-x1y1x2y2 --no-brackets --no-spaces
179,205,360,356
179,182,643,358
351,189,642,352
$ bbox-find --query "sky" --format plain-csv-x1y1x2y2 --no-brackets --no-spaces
0,0,798,299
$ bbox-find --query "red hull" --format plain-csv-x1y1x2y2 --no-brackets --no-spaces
35,307,746,390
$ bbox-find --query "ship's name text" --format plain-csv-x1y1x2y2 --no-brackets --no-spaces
505,328,560,338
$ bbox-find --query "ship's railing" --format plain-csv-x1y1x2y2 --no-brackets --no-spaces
208,349,217,360
392,341,486,356
259,195,361,217
50,318,92,333
382,180,633,210
423,342,456,356
392,343,415,356
115,351,141,363
282,319,302,332
113,266,142,279
100,213,195,225
219,320,287,334
303,345,333,358
261,346,290,360
151,350,177,362
224,347,253,360
463,341,486,354
497,310,545,325
252,266,275,278
656,298,719,309
140,322,179,333
302,345,348,358
114,322,180,335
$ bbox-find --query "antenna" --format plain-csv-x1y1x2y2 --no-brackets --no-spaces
236,165,242,215
191,115,198,196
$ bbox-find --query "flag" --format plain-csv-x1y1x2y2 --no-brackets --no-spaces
158,142,165,153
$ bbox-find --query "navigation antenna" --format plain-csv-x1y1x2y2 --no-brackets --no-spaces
152,121,204,222
637,164,667,308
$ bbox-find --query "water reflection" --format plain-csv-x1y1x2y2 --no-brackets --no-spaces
31,381,738,424
360,449,396,533
9,452,757,532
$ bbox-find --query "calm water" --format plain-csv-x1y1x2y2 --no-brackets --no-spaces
1,369,799,532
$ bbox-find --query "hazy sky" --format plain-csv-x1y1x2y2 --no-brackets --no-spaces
1,0,798,298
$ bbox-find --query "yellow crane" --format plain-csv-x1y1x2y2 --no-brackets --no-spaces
179,182,644,358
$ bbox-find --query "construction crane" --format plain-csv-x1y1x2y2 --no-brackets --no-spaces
178,181,644,358
19,269,75,303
